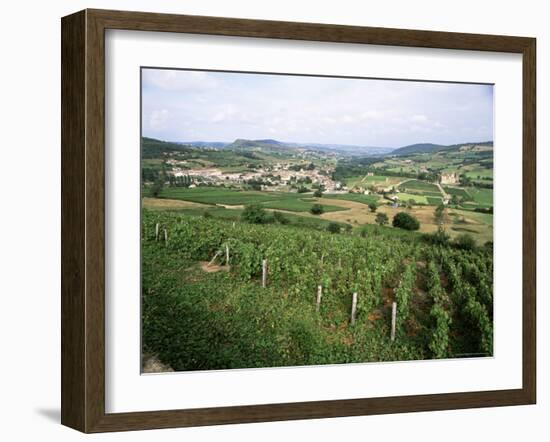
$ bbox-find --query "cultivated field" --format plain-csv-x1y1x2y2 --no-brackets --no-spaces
142,210,493,372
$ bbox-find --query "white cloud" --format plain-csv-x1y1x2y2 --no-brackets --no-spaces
149,109,169,129
141,69,493,146
410,114,429,123
143,69,217,91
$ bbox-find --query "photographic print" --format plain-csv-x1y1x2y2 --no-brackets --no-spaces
140,68,494,373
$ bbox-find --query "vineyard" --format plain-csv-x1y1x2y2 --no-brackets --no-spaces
142,210,493,372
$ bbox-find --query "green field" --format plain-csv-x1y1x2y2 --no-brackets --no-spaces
469,188,493,206
464,168,493,180
396,193,428,204
261,199,345,213
399,180,440,193
154,187,347,213
364,175,404,185
149,205,346,231
454,209,494,226
157,187,301,206
323,193,380,206
427,196,443,205
443,186,471,199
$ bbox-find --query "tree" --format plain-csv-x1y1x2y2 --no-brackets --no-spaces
241,204,268,224
297,186,309,193
423,226,450,246
368,201,378,213
150,175,165,198
310,204,324,215
407,199,416,209
454,233,476,250
327,222,341,234
434,204,446,226
313,189,323,198
393,212,420,231
375,212,389,226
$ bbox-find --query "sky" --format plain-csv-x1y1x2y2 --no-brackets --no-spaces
141,68,494,148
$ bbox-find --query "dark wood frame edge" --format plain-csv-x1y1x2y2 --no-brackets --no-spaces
61,8,536,433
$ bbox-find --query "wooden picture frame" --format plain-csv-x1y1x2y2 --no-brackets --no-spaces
61,8,536,433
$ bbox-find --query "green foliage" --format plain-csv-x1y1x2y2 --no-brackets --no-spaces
273,211,290,225
241,204,268,224
327,222,341,234
454,233,476,250
368,202,378,213
422,227,450,246
426,261,451,358
394,263,416,333
392,212,420,231
310,204,324,215
375,213,389,226
434,204,446,226
150,178,164,197
141,210,493,370
398,179,439,193
428,303,451,358
313,189,323,198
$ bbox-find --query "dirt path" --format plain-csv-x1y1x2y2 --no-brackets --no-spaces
216,203,244,209
142,197,209,210
435,182,448,199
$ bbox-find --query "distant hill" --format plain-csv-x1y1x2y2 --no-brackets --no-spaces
141,137,196,158
390,141,493,156
225,138,393,155
178,141,229,148
226,138,292,151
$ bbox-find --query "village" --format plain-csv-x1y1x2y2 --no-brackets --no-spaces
166,159,349,193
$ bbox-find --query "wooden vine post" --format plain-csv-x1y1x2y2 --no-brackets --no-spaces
208,250,221,267
155,223,159,241
225,244,230,265
350,292,358,325
391,301,397,341
163,228,168,245
316,285,323,311
262,259,268,288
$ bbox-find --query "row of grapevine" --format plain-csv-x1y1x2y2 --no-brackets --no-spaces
438,249,493,355
143,210,494,361
394,262,417,333
426,260,452,358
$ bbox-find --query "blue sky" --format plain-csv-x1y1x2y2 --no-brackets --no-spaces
141,68,493,148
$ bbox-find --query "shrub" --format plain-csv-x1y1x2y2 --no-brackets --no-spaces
359,225,369,238
310,204,324,215
327,222,341,234
375,212,389,226
454,233,476,250
241,204,268,224
313,189,323,198
392,212,420,231
273,211,289,225
423,227,450,246
368,202,378,213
